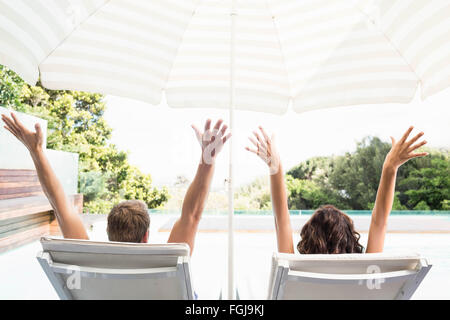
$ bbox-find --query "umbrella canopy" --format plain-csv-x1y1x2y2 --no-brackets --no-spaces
1,0,449,114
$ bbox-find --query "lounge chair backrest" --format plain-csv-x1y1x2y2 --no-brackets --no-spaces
268,252,431,300
37,237,194,300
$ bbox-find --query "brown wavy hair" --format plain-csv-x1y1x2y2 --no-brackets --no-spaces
297,205,364,254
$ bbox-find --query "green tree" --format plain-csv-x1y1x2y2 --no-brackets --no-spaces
285,137,449,210
398,155,450,210
414,200,431,210
287,156,333,181
286,156,347,209
368,192,407,210
441,200,450,210
286,175,328,209
0,66,23,109
235,177,272,210
78,171,108,203
328,137,390,210
122,166,168,208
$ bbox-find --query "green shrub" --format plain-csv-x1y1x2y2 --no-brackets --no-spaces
413,200,431,211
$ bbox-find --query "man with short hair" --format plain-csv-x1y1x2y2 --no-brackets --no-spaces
1,113,230,255
107,200,150,243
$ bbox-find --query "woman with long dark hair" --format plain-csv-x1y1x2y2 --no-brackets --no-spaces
246,126,428,254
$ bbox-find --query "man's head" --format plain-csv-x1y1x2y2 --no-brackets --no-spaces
297,205,364,254
107,200,150,243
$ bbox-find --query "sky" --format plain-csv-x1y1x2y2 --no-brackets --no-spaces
103,89,450,190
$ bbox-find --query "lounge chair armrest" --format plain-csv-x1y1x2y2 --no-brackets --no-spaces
287,269,417,284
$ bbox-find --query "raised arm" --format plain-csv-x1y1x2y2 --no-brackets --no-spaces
168,119,231,255
2,113,88,240
366,126,428,253
246,126,294,254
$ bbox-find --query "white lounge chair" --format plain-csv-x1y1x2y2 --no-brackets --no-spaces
268,252,431,300
36,237,195,300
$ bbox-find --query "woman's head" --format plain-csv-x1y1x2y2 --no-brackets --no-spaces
297,205,364,254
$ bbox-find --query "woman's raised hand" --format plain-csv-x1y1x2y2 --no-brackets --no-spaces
385,126,428,169
245,126,280,175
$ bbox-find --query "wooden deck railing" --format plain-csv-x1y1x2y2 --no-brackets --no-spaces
0,169,83,253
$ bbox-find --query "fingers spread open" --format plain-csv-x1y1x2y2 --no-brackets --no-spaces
248,136,259,148
406,131,424,147
253,130,267,149
204,119,212,132
2,114,18,132
408,152,428,159
408,140,427,153
399,126,414,144
245,146,258,154
251,135,268,154
11,113,26,131
35,123,43,136
213,119,223,131
390,136,396,145
220,124,228,137
259,126,270,144
2,116,20,137
4,125,19,140
222,133,231,144
191,124,202,141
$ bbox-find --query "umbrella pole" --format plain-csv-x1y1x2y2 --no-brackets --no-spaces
227,0,237,300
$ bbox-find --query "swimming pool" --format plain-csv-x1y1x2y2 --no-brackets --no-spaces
149,209,450,216
0,214,449,299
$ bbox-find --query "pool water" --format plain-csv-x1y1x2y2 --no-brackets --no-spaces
149,209,450,216
0,215,449,299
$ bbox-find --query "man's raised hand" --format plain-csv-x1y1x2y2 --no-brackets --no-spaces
192,119,231,165
2,113,44,154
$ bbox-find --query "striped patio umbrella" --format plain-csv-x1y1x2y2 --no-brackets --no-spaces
1,0,449,299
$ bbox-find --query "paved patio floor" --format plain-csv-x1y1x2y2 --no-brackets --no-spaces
0,214,449,299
